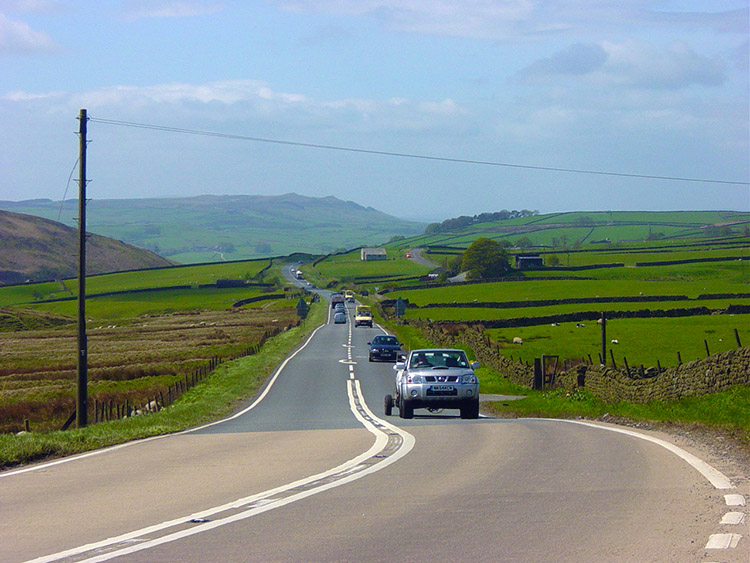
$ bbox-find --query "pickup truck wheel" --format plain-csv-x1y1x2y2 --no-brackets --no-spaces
384,394,393,416
401,399,414,419
460,400,480,419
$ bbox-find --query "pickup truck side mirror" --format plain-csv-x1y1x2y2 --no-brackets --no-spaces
471,361,481,370
394,362,406,370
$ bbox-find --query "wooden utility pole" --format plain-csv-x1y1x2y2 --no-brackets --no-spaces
77,109,88,428
600,312,606,367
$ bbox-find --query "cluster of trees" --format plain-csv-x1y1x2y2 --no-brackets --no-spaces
438,238,512,281
424,209,538,235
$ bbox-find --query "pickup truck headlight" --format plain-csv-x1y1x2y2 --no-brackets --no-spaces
406,374,424,384
461,374,478,384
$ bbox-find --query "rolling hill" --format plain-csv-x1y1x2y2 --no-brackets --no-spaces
0,193,425,263
0,210,174,284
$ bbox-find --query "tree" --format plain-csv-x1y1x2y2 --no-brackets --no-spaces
461,238,511,280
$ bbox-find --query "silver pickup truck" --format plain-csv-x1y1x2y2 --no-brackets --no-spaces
385,348,480,419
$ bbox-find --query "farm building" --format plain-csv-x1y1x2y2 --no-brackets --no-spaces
515,254,545,269
361,248,387,261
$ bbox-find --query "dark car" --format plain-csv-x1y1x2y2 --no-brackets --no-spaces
368,335,402,362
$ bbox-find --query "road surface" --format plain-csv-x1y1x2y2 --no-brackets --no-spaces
1,271,746,562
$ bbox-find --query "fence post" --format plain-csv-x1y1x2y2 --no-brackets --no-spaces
623,356,630,375
533,358,543,390
677,351,682,365
735,328,742,348
609,349,616,368
704,339,710,357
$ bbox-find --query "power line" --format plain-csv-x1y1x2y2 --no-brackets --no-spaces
88,116,749,187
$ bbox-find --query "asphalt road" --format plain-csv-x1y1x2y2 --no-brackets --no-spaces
1,268,747,562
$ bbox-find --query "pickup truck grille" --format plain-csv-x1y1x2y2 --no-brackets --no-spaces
424,375,459,383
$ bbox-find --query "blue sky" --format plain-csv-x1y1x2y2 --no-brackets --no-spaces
1,1,748,221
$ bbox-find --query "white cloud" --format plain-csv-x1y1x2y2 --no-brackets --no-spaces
0,11,59,53
519,40,726,89
270,0,747,39
121,0,223,20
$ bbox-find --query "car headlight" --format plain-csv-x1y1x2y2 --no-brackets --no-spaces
461,374,478,384
406,374,424,384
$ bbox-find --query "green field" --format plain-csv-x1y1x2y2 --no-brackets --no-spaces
484,315,748,367
0,258,273,307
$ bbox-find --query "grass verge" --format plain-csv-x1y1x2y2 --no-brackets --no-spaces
480,373,750,455
0,302,326,470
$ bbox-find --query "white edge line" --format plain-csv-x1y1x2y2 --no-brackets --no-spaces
548,418,734,490
28,378,414,563
2,322,328,479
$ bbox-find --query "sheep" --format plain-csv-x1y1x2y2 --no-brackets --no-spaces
513,337,523,345
611,339,619,344
576,323,586,328
551,323,559,327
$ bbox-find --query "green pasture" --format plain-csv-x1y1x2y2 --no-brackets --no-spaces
0,259,272,307
399,209,749,251
484,315,748,367
392,277,750,306
402,297,749,323
23,287,290,320
311,251,432,280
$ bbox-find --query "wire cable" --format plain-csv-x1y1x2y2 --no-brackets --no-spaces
88,116,749,187
58,156,80,222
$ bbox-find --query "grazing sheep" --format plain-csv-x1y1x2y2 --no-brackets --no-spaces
513,337,523,345
551,323,559,327
611,339,619,344
576,323,586,328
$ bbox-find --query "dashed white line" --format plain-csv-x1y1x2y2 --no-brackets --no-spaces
725,494,746,506
705,533,743,549
720,512,746,525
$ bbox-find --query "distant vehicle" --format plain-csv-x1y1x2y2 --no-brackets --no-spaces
344,290,355,303
406,252,412,258
295,271,304,279
385,349,480,419
333,302,346,314
354,305,373,328
333,311,347,324
330,293,345,309
368,334,401,362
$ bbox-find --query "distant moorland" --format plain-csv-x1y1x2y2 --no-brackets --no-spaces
0,193,425,263
0,209,173,284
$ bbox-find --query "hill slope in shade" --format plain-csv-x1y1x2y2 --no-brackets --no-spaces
0,193,426,263
0,210,174,284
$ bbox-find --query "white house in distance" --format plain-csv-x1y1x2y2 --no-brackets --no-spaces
361,248,387,261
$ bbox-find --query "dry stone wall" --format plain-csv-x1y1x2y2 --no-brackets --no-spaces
405,319,749,404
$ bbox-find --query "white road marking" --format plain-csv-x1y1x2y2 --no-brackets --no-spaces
720,512,745,525
725,494,746,506
705,533,742,549
552,419,734,490
3,321,331,479
21,359,415,563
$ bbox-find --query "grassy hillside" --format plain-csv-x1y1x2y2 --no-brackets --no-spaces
395,210,749,250
0,209,174,284
0,193,425,263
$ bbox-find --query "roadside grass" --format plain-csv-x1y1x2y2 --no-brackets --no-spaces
0,301,326,469
480,384,750,452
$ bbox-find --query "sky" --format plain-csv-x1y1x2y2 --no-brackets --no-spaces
0,1,748,221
